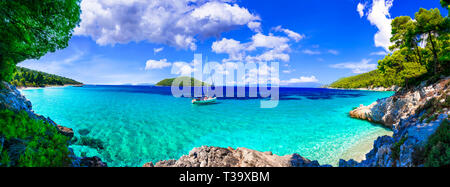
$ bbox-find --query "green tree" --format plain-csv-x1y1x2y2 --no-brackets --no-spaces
415,8,445,74
0,0,81,81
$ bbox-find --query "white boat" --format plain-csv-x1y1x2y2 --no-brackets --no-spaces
192,97,217,105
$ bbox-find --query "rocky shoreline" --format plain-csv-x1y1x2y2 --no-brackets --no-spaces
1,76,448,167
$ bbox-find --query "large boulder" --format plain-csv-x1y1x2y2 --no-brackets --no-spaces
144,146,322,167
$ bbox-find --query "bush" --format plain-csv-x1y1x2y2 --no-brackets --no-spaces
0,109,72,167
424,119,450,167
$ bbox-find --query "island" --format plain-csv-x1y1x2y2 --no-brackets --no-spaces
156,76,209,87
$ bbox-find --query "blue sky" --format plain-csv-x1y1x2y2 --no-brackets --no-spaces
19,0,447,86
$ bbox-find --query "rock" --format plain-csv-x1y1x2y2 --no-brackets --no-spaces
78,128,91,136
347,77,449,167
79,156,107,167
143,162,154,167
146,146,321,167
57,125,74,138
349,77,449,128
75,136,105,150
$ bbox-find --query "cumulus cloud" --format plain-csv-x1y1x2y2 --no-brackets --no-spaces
248,21,262,32
212,38,247,61
75,0,260,50
172,62,195,75
281,76,319,84
145,59,172,70
273,26,305,42
358,0,394,52
330,59,377,73
212,33,293,63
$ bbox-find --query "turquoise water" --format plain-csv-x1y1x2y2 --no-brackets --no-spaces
21,86,393,166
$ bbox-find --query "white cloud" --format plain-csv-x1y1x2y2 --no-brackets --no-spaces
330,59,377,73
359,0,394,52
281,76,319,84
302,49,321,55
172,62,195,75
213,32,293,63
145,59,172,70
370,51,388,55
154,47,164,54
273,26,305,42
282,69,294,74
328,49,339,55
212,38,247,61
248,21,262,32
357,3,366,18
75,0,259,50
248,33,290,50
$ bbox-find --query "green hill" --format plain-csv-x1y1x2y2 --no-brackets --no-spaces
329,70,389,89
9,67,82,88
156,77,208,87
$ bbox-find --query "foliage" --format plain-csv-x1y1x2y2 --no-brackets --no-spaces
9,67,82,88
331,2,449,89
0,0,81,81
424,119,450,167
329,70,390,88
391,136,408,161
156,77,209,87
0,109,72,167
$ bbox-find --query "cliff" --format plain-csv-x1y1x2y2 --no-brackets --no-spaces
341,77,449,167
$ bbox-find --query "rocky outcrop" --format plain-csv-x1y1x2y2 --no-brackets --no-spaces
341,77,449,167
349,78,449,128
144,146,326,167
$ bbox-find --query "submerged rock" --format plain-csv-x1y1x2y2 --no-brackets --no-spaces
79,156,108,167
145,146,321,167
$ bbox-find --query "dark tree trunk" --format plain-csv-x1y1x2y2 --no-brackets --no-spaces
428,31,439,74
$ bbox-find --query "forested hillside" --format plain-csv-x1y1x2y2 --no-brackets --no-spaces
156,77,209,87
331,3,449,89
9,67,82,87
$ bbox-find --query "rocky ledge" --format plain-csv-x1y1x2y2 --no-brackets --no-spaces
349,77,449,128
341,77,449,167
144,146,328,167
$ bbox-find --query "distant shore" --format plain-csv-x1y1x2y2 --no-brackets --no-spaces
18,84,84,91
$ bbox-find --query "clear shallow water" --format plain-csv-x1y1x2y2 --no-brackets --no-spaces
21,86,394,166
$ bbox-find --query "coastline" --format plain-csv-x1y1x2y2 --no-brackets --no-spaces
340,129,393,162
17,84,83,91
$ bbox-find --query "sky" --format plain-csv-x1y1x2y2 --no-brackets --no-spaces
18,0,448,86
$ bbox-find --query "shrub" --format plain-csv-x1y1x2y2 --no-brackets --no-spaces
0,109,72,167
424,119,450,167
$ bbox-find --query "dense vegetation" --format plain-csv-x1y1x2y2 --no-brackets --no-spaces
329,70,388,88
10,67,82,88
331,2,449,89
156,77,209,87
424,119,450,167
0,0,81,81
0,109,72,167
